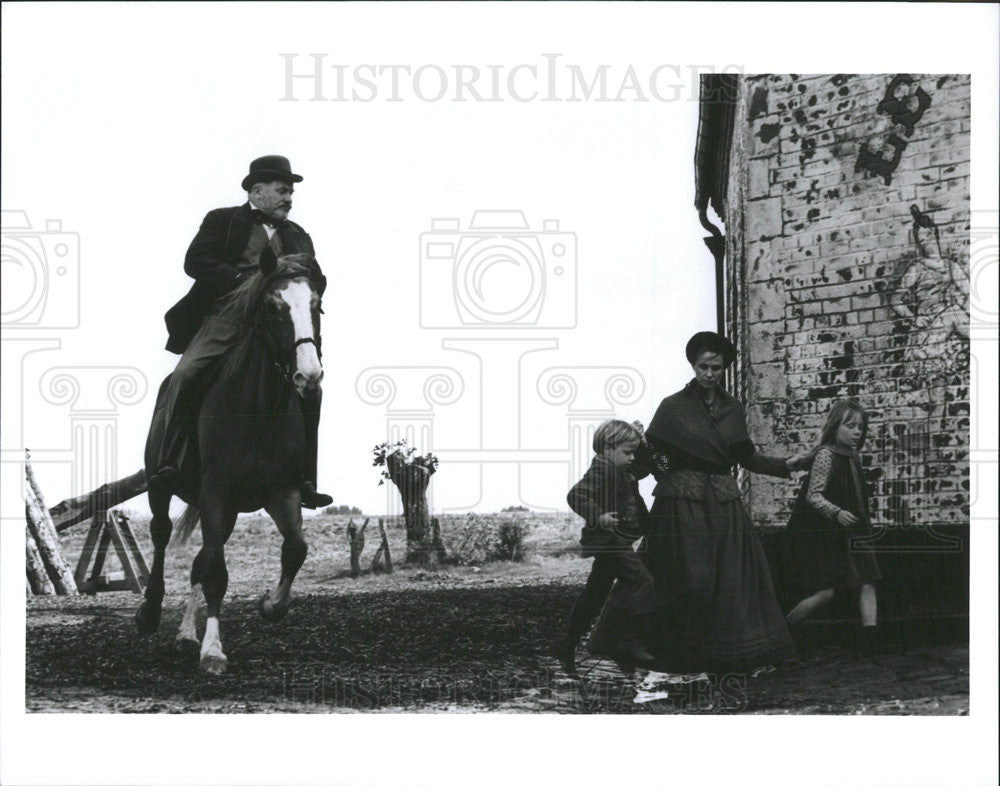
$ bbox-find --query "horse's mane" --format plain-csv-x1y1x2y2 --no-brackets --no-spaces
213,254,320,391
215,253,318,325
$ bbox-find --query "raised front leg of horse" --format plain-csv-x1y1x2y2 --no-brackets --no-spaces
259,490,308,621
195,495,238,674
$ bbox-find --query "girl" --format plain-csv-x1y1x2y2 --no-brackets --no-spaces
785,399,882,656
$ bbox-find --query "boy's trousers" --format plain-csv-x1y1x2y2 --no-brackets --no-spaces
565,550,657,642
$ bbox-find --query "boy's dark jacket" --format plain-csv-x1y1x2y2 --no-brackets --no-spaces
567,446,652,557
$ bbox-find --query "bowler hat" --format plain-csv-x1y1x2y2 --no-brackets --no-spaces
685,331,736,366
242,155,304,191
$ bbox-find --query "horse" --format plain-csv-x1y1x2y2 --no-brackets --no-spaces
137,247,325,674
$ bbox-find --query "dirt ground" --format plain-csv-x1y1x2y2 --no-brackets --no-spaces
25,513,969,714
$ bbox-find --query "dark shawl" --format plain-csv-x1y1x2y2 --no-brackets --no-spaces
647,379,781,472
646,379,788,479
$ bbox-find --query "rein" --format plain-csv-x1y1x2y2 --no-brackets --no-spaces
271,337,320,382
255,282,322,384
211,260,323,396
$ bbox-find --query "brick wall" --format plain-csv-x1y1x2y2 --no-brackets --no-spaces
722,74,970,528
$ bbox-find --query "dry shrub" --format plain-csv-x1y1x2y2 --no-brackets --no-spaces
495,519,527,561
452,514,528,565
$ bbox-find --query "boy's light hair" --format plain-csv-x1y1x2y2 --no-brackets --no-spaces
592,419,642,453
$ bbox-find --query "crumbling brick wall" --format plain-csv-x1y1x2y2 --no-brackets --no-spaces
722,74,970,528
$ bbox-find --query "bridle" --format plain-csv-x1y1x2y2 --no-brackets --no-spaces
273,336,321,382
254,273,323,384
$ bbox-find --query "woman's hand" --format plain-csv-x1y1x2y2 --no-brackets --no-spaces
631,420,646,442
837,510,859,527
786,451,812,471
596,512,620,531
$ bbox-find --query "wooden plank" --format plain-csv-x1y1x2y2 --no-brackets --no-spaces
115,512,150,582
73,516,106,588
372,518,393,574
380,518,393,573
26,530,56,595
51,469,147,532
73,510,150,595
25,452,77,594
90,580,133,593
76,579,98,595
89,526,113,582
104,513,144,593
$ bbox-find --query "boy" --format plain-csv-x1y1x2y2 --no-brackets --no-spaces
551,419,658,676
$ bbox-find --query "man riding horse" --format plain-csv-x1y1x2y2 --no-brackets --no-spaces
148,155,332,509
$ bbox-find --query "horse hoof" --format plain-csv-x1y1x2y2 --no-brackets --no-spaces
200,654,228,675
258,592,289,622
175,637,200,659
135,602,162,634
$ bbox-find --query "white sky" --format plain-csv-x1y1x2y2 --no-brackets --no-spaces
2,3,998,786
2,3,728,516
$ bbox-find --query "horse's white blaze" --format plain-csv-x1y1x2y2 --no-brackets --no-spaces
176,585,200,644
280,280,323,393
200,616,226,663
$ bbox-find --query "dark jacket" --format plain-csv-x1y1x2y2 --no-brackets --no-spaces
164,203,318,354
567,450,651,557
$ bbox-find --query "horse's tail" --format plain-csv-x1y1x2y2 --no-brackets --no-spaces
173,504,201,544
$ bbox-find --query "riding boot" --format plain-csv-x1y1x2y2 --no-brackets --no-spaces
151,364,209,494
150,409,184,494
150,413,197,495
301,482,331,510
300,388,332,509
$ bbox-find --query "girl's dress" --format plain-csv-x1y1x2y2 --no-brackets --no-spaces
787,445,882,595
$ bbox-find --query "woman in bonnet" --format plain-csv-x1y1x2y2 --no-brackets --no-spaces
590,332,809,673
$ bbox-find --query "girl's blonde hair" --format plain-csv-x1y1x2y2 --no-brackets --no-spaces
593,419,642,453
820,398,869,448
